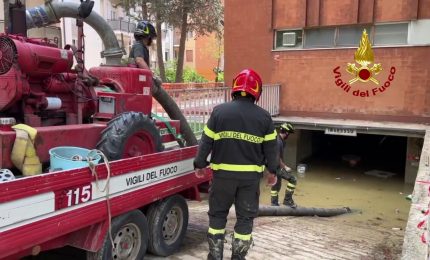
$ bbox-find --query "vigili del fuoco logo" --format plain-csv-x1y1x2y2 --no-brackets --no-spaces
333,29,396,97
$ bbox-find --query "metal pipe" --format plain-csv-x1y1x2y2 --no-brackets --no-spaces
3,0,9,33
25,0,123,65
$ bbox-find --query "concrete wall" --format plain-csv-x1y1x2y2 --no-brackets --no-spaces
405,137,422,184
284,129,314,169
225,0,430,123
402,129,430,259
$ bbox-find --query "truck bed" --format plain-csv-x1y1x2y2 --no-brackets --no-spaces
0,146,210,259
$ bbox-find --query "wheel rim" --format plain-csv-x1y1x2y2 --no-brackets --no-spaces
112,223,142,260
162,206,184,245
123,131,155,158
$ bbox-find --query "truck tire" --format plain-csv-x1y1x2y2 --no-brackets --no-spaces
147,195,189,256
97,112,164,160
87,210,149,260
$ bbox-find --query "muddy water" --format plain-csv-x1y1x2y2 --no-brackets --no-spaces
260,158,414,230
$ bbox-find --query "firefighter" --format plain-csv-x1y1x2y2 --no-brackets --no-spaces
194,69,279,260
130,21,157,69
270,122,297,207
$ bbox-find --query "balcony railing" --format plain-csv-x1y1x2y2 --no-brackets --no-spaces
152,84,280,136
107,19,136,33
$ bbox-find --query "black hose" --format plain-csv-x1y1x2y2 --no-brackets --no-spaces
258,206,352,217
152,78,198,147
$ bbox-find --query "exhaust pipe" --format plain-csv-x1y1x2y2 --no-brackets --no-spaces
25,0,123,65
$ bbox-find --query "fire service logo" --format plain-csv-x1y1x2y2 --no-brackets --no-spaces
333,29,396,97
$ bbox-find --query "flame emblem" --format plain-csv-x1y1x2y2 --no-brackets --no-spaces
346,30,382,85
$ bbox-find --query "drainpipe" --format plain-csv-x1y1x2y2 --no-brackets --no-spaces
3,0,9,33
25,0,123,65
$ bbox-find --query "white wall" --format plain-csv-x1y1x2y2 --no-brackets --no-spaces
408,19,430,45
84,0,104,68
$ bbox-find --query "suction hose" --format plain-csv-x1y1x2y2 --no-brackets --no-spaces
258,206,352,217
152,78,198,146
26,1,123,65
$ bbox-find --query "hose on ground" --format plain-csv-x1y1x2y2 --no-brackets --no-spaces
258,206,352,217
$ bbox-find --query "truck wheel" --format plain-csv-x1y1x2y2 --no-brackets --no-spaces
97,112,164,160
147,195,189,256
87,210,149,260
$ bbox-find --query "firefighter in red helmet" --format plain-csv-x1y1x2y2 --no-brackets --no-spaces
194,69,279,260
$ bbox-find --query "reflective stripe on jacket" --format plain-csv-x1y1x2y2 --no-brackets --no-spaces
194,98,279,180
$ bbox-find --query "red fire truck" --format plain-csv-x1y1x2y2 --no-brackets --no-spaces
0,146,211,259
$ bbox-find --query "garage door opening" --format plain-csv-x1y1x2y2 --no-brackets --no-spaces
260,129,420,230
310,131,407,179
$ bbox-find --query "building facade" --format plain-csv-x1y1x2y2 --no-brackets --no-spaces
225,0,430,123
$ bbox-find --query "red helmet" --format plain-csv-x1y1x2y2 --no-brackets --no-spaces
231,69,263,102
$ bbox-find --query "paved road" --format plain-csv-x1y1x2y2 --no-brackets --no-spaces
26,200,403,260
148,200,403,260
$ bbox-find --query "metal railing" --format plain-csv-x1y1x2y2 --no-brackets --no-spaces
108,19,136,33
151,84,280,136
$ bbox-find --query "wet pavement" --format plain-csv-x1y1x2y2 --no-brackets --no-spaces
26,158,409,259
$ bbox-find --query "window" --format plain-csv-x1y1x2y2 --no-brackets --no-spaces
275,30,303,49
374,23,408,45
273,23,409,50
336,26,372,47
304,28,335,48
186,50,193,62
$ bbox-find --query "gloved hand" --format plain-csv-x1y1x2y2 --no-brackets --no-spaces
284,166,292,172
266,173,277,187
195,168,206,179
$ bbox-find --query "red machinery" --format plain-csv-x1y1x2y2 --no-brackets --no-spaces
0,33,179,169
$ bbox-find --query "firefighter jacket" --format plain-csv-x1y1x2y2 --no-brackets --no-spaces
194,97,279,180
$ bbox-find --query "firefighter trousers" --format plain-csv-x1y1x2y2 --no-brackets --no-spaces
271,169,297,193
208,177,260,235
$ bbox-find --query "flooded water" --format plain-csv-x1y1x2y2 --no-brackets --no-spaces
260,158,414,230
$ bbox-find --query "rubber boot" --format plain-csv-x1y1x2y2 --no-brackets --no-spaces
270,195,279,206
283,190,297,208
207,233,224,260
231,237,253,260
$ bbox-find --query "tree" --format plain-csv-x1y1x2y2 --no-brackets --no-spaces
165,0,223,82
115,0,223,83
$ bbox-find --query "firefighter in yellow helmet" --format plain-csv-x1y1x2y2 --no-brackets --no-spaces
270,122,297,207
194,69,279,260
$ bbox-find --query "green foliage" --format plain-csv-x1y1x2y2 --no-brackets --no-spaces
183,69,208,83
117,0,224,82
155,60,207,83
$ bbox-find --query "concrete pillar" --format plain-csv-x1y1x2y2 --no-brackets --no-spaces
284,130,299,169
284,129,313,170
405,137,423,184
